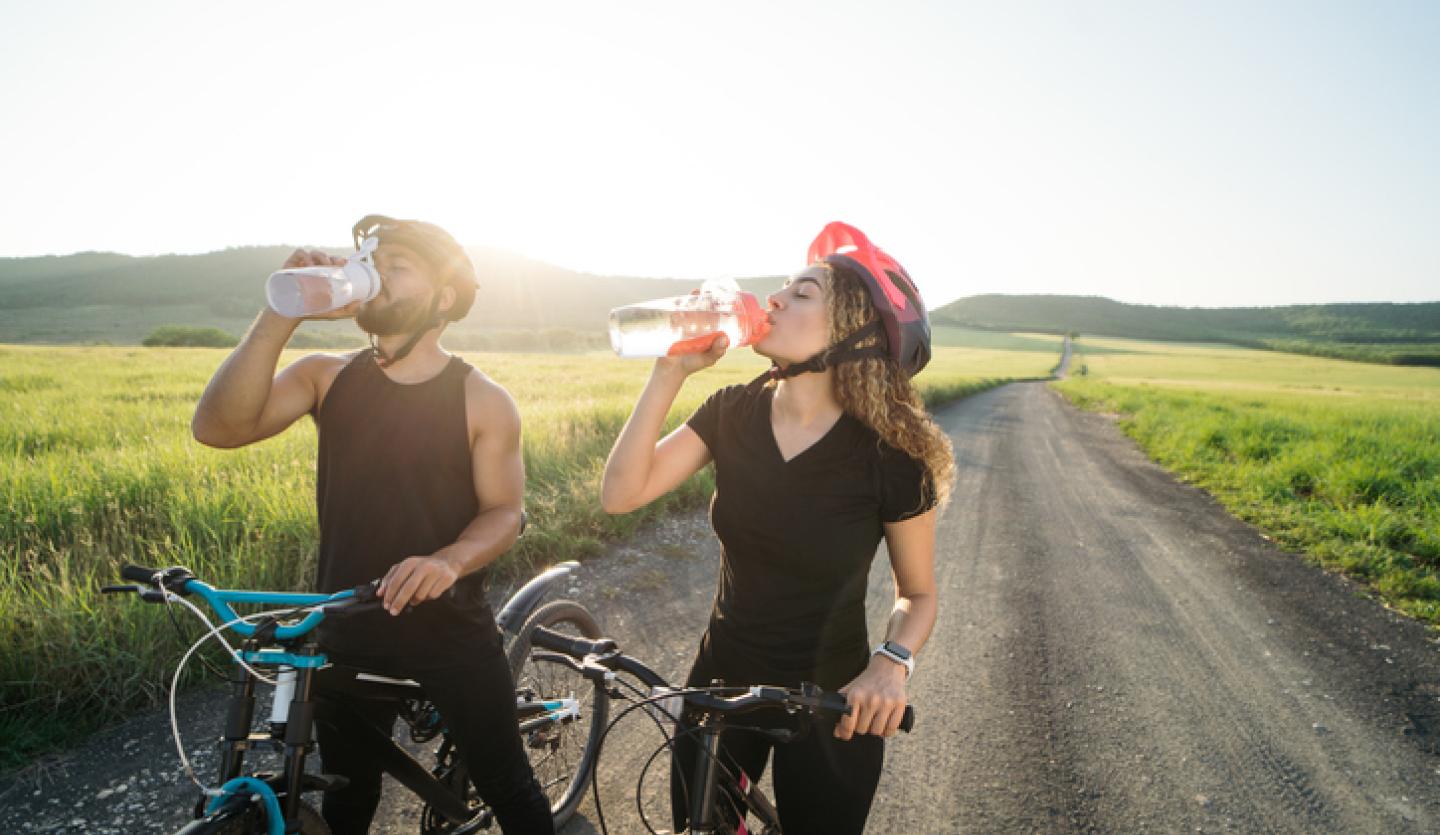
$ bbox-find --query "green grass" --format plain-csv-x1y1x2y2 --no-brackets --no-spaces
0,335,1060,769
1055,337,1440,625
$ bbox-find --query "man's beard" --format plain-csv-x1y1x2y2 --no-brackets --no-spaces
355,293,435,336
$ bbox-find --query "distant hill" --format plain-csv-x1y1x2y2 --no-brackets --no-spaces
932,294,1440,366
4,250,1437,365
0,247,779,348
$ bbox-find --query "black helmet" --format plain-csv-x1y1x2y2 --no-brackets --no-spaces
351,214,478,322
350,214,478,367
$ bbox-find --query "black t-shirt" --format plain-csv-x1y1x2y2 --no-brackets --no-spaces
686,384,935,691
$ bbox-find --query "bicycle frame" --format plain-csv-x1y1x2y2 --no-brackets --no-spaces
132,572,585,835
527,628,913,835
524,643,779,835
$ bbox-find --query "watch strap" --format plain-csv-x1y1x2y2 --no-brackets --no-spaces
872,642,915,677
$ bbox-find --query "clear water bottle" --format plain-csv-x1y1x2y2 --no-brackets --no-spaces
265,238,381,318
608,278,772,358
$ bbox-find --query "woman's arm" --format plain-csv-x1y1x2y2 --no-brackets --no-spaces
600,336,728,513
877,509,940,656
835,507,939,740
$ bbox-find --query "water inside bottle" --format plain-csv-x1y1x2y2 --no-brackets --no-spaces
266,269,351,318
608,302,743,358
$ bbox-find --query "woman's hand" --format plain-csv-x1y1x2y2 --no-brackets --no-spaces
655,333,729,377
834,656,909,740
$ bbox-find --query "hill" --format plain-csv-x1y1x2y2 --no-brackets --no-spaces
0,247,778,348
932,294,1440,366
4,250,1437,365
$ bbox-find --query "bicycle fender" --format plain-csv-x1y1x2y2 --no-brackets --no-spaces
494,561,580,635
203,777,284,835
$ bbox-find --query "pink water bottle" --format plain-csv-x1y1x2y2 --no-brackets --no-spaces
608,278,772,358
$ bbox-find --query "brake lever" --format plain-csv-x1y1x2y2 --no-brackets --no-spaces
103,584,168,603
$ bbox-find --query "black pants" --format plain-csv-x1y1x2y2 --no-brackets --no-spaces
669,647,885,835
313,641,554,835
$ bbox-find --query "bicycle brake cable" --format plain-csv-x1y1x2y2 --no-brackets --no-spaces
164,597,330,793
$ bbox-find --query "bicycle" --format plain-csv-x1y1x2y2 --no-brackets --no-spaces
105,561,610,835
521,627,916,835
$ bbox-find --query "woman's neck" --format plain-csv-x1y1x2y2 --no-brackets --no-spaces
771,371,842,427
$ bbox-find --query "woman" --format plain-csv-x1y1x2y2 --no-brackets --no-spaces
601,222,954,834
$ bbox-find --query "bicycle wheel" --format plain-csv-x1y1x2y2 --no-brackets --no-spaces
195,798,329,834
508,599,610,829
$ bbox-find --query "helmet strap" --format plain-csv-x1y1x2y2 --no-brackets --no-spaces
746,320,888,390
370,291,444,369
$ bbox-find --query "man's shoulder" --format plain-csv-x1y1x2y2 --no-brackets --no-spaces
292,349,365,393
291,349,364,376
461,367,520,432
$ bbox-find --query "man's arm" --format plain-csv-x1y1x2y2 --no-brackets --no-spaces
378,371,525,615
192,249,355,448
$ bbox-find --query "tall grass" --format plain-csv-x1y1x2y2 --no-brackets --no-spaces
1055,337,1440,626
1,334,1058,768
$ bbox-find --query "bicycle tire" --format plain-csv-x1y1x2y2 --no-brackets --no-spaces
183,798,329,834
508,599,611,829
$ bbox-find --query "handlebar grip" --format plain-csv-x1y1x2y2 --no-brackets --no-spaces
121,564,161,584
528,626,617,658
819,691,850,714
325,599,385,618
818,691,916,733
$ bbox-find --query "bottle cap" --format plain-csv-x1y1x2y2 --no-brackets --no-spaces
735,291,771,346
342,260,381,303
343,238,382,303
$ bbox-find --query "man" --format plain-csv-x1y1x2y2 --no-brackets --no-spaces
192,215,553,834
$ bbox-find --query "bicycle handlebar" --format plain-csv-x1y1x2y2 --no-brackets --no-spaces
112,564,368,641
529,626,618,660
121,564,166,584
528,626,668,687
527,625,915,732
685,684,915,733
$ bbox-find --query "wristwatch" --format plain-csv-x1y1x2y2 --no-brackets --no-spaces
872,640,914,678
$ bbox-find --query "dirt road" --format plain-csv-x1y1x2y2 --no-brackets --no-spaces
862,382,1439,833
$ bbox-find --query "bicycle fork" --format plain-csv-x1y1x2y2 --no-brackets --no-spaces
210,639,327,833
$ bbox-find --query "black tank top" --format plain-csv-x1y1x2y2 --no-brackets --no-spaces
313,352,496,657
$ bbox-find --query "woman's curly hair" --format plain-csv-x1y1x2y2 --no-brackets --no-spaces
820,261,955,508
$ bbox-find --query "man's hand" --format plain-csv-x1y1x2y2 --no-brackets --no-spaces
277,247,364,322
834,656,909,740
377,555,460,615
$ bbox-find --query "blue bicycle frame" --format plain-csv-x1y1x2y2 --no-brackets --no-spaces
117,562,586,835
175,581,354,835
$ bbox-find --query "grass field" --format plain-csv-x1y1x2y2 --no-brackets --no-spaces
1055,337,1440,627
0,329,1060,768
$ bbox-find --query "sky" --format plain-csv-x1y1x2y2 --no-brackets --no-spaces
1,0,1436,308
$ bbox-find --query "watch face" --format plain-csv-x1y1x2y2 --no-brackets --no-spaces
883,641,912,660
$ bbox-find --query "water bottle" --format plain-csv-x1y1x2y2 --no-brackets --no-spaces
265,238,381,318
608,278,772,358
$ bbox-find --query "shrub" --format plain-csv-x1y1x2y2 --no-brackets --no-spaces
142,325,239,348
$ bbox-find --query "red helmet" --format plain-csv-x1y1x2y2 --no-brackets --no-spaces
808,222,931,377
